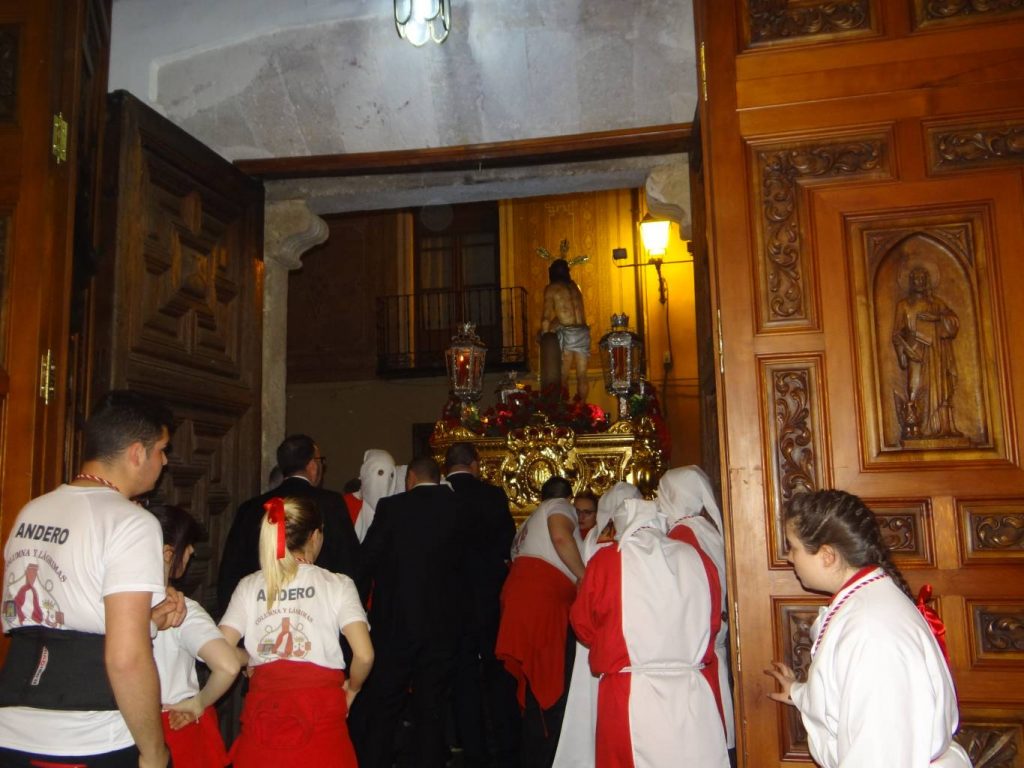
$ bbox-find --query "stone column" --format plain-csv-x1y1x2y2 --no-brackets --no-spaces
261,200,328,486
644,160,692,239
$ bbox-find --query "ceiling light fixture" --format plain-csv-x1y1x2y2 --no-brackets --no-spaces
395,0,451,46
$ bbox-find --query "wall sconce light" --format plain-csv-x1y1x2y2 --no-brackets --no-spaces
639,215,670,257
395,0,451,46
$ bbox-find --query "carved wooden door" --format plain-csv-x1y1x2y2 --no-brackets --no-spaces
697,2,1024,765
93,91,264,611
0,0,99,545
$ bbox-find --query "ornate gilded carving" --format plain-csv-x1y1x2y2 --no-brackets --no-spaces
955,722,1022,767
917,0,1024,26
849,210,1007,467
748,0,872,45
755,139,885,329
930,123,1024,172
430,415,667,518
0,25,17,120
975,607,1024,653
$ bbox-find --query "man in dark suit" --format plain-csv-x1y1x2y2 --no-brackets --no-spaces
349,455,468,768
216,434,361,610
445,441,519,768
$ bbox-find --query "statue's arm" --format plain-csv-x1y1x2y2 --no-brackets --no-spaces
541,286,557,333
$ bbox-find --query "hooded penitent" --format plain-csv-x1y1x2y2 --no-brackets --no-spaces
655,465,723,532
353,449,397,541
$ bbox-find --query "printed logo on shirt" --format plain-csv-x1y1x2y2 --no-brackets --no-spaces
14,522,71,545
256,585,316,602
256,617,312,660
3,562,65,629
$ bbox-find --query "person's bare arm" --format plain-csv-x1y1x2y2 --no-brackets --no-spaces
166,637,242,729
548,513,585,582
341,620,375,710
104,591,169,768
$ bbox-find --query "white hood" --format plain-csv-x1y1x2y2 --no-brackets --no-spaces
656,465,723,532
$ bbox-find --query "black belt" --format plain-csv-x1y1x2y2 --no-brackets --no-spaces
0,627,118,710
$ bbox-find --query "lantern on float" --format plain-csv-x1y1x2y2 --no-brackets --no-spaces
598,313,644,420
445,322,487,418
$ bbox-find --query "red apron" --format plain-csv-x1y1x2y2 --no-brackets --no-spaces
495,556,576,710
162,705,229,767
229,660,356,768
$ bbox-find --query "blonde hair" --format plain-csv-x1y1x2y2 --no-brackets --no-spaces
258,496,323,610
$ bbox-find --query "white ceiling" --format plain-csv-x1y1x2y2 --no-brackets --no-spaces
108,0,697,211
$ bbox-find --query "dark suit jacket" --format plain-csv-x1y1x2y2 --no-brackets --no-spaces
358,483,468,650
445,471,516,653
216,476,361,611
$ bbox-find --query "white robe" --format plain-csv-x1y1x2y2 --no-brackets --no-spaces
790,569,971,768
554,482,640,768
571,520,729,768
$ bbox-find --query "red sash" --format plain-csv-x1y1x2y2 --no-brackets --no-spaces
230,661,356,768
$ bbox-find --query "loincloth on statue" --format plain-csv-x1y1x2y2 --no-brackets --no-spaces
555,324,591,357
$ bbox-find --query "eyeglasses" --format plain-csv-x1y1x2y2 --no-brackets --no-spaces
315,456,328,467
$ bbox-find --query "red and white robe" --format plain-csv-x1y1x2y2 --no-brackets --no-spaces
570,528,729,768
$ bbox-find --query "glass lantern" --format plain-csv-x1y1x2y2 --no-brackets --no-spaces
445,322,487,409
598,313,644,420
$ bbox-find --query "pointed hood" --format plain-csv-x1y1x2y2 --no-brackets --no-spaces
656,465,723,531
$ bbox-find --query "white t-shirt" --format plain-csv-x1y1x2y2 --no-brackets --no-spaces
154,597,226,706
0,485,166,755
220,564,366,670
510,498,581,582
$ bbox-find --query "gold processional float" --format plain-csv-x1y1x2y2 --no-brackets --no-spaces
429,317,669,518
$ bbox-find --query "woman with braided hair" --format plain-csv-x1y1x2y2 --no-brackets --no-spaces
764,490,971,767
220,496,373,767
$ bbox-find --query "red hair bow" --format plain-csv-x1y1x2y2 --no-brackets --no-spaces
263,498,287,560
915,583,950,665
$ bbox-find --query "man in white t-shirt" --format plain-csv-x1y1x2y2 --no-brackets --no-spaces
495,476,584,768
0,390,182,768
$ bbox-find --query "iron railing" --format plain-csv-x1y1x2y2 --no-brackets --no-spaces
376,286,529,376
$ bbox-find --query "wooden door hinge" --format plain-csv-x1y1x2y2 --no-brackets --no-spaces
716,308,724,374
52,113,68,164
39,349,55,405
699,42,708,103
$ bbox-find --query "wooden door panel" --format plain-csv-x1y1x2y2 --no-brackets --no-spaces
699,1,1024,764
95,91,263,611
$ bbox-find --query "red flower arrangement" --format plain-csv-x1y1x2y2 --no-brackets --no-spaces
442,384,609,437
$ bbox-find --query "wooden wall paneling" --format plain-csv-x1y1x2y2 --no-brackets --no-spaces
501,190,639,378
287,210,402,383
96,91,263,611
863,497,936,568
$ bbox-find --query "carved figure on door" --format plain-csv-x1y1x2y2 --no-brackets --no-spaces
891,256,962,441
